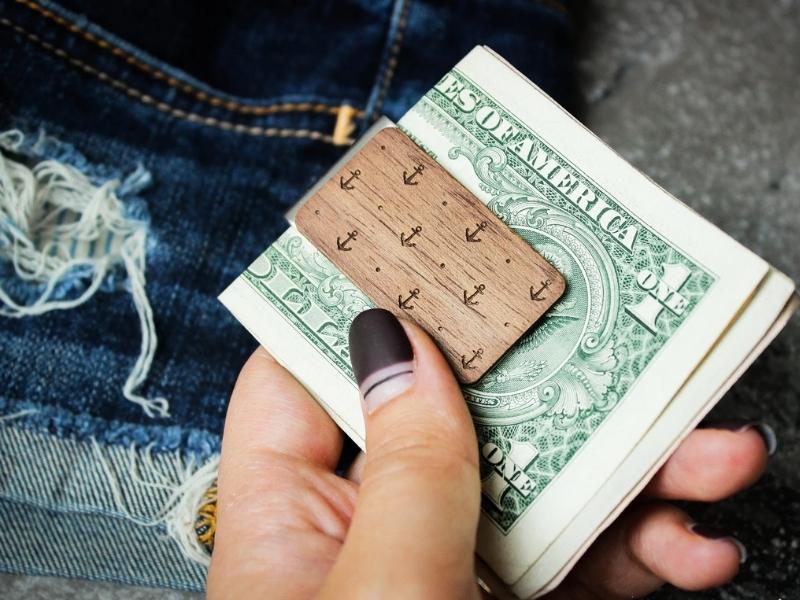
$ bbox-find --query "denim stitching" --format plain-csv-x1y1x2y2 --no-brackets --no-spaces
13,0,365,119
366,0,410,123
364,0,566,124
1,18,342,144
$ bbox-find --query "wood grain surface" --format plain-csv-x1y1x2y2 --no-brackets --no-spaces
296,127,565,383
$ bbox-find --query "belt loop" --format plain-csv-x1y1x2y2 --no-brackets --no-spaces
332,104,358,146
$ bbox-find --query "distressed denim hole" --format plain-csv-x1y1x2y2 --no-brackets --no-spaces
0,129,169,418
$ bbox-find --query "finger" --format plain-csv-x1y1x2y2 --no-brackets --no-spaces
209,347,352,599
563,502,744,598
222,346,343,470
213,347,351,541
320,309,481,599
644,422,773,501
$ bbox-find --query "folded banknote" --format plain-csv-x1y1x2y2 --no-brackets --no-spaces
219,46,798,598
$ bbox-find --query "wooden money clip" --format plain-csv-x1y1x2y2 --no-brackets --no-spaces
296,127,565,383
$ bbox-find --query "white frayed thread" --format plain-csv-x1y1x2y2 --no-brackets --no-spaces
90,438,219,567
163,453,220,566
0,130,169,418
0,408,39,423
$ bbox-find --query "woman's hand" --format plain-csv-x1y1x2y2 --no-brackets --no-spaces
207,309,771,599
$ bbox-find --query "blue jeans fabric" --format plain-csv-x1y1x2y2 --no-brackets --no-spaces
0,0,573,590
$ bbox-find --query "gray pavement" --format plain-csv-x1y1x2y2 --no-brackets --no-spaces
576,2,800,599
3,0,798,597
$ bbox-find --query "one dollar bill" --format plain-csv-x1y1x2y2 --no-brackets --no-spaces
220,47,798,598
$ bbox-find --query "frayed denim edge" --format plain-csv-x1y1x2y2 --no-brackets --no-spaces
0,424,217,591
0,398,220,458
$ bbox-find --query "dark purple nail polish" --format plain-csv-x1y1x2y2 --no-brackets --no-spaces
349,309,414,413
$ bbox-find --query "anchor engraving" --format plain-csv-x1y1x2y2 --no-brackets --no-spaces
403,163,425,185
398,288,420,310
339,169,361,190
463,284,486,306
530,279,551,301
466,221,488,242
461,348,484,370
400,225,423,247
336,230,358,251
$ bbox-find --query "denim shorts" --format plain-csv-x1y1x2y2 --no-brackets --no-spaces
0,0,572,590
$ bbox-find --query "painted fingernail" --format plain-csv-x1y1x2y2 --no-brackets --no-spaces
698,418,778,456
690,524,748,564
349,308,414,414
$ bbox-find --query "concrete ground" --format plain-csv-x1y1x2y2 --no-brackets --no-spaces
2,0,798,598
574,3,800,599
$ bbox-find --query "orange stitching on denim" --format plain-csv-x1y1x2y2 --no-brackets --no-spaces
369,0,410,122
13,0,365,119
1,18,341,144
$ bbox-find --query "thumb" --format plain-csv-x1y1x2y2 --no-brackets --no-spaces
320,308,482,599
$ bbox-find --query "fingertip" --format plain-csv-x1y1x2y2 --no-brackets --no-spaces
230,346,283,403
720,428,769,483
627,504,742,591
360,309,472,428
753,422,778,456
336,315,481,586
646,428,769,501
700,419,778,456
224,346,344,470
677,523,744,590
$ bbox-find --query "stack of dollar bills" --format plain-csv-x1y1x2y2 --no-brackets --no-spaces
220,46,798,599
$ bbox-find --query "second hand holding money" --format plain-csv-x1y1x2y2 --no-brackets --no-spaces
207,308,770,599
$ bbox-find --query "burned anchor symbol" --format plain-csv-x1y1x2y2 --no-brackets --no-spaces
530,279,551,301
461,348,484,370
403,163,425,185
339,169,361,190
400,225,422,247
463,283,486,306
466,221,488,242
336,230,358,251
398,288,420,310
